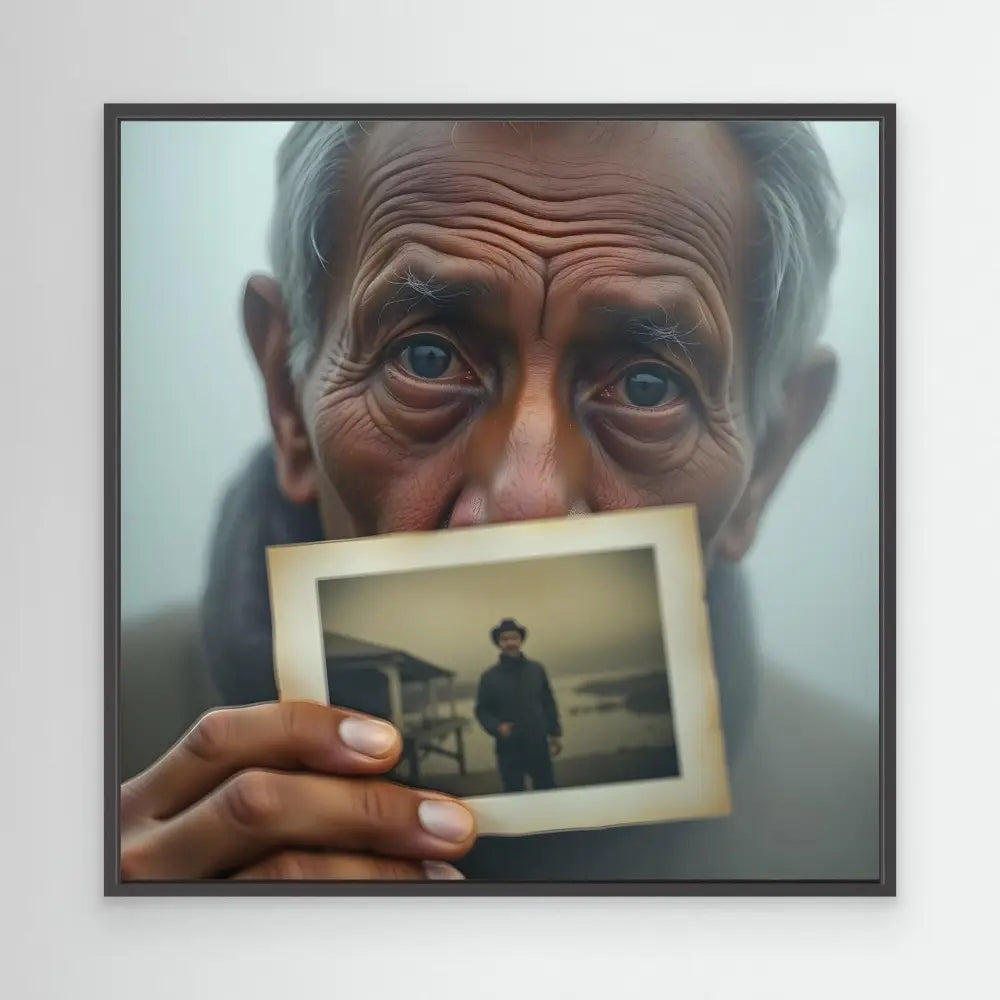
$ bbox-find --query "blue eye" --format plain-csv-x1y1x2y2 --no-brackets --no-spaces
399,338,455,379
621,366,681,407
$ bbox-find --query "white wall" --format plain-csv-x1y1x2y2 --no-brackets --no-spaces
120,120,880,717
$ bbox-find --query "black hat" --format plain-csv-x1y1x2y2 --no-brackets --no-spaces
491,618,527,646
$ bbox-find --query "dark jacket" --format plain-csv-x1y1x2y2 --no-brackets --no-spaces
475,654,561,748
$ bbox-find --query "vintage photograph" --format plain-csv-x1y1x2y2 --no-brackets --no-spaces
316,549,679,799
267,507,730,836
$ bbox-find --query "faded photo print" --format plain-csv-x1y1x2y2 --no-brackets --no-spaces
315,548,678,800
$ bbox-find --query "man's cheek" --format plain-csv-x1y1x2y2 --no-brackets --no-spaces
371,454,468,532
310,394,469,534
588,429,750,549
682,445,753,557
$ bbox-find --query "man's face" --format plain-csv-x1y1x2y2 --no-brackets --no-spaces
251,121,830,563
498,631,523,655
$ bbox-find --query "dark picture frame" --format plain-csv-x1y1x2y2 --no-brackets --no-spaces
105,103,895,896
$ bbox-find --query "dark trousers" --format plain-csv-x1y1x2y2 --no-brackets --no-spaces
496,740,556,792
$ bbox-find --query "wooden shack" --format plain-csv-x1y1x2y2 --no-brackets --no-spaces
323,631,469,784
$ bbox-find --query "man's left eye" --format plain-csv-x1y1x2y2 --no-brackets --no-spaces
606,364,685,408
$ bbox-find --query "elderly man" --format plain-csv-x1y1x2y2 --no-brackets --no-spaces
120,119,878,882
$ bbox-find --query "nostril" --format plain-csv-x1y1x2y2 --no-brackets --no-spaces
447,486,488,529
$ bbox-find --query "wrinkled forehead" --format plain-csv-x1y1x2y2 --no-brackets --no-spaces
354,119,750,198
350,121,752,230
340,119,756,314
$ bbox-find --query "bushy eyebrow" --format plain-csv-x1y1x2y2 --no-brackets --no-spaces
587,303,713,372
360,265,494,332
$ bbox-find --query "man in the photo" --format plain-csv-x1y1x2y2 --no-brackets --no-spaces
475,619,563,793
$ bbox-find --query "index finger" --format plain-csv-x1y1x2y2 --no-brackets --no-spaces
123,701,403,821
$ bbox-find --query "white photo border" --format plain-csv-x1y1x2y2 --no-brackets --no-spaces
267,505,731,836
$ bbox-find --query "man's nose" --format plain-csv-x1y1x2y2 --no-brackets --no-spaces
457,382,590,526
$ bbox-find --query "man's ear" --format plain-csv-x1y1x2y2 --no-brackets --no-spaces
718,345,838,561
243,274,318,505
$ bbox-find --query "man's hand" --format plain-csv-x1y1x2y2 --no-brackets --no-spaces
497,722,514,739
120,701,476,881
548,736,563,757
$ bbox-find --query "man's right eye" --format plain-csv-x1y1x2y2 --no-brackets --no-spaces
393,335,460,380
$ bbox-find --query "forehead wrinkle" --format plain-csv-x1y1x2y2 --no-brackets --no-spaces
340,123,751,351
362,118,734,190
389,160,690,209
350,167,741,314
363,228,546,283
357,135,669,201
354,199,736,306
357,161,736,240
350,131,741,229
353,120,749,215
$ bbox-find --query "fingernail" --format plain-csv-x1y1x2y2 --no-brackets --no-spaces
423,860,466,880
339,717,398,758
418,799,475,843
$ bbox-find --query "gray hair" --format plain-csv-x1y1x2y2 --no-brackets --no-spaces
268,120,843,438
